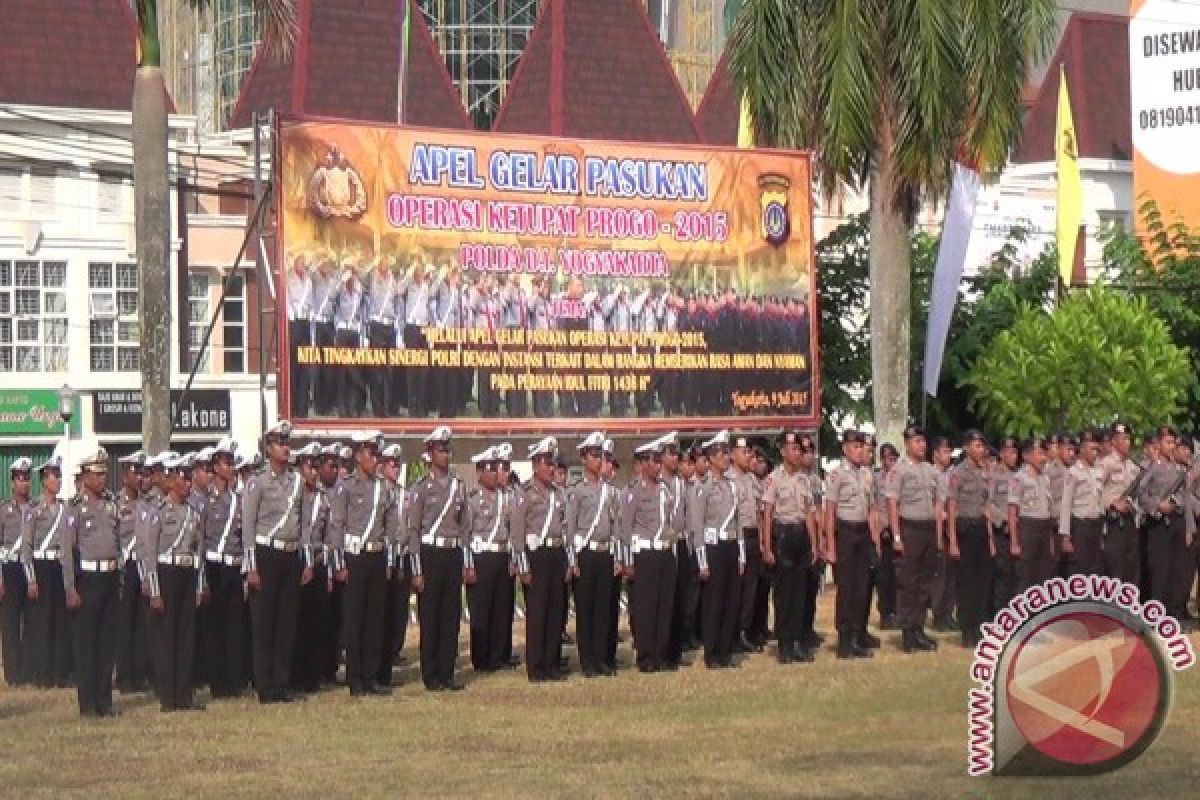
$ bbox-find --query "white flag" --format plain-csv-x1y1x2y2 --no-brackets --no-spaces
922,162,981,398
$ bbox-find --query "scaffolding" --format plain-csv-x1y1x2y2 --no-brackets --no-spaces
665,0,718,110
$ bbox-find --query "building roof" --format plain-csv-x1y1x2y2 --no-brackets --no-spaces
695,47,738,146
1013,12,1131,164
230,0,471,130
493,0,701,143
0,0,157,112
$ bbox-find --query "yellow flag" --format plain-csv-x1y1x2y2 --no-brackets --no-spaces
737,91,754,149
1056,66,1083,287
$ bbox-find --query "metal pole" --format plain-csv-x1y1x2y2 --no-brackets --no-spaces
254,111,267,439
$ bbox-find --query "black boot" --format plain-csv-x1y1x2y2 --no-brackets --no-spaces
915,628,939,651
880,613,899,630
792,642,816,663
901,628,920,654
856,629,881,650
837,631,872,659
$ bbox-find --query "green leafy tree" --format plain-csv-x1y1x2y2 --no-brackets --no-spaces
1101,200,1200,430
730,0,1058,446
133,0,295,451
965,287,1189,436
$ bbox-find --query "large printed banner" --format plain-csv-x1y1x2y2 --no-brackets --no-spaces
277,118,817,434
1131,0,1200,231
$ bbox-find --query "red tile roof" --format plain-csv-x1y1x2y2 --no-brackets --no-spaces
695,47,738,146
1013,13,1131,164
230,0,471,130
493,0,701,143
0,0,155,112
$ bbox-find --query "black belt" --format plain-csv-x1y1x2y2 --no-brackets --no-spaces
743,527,759,536
955,517,987,526
900,517,936,527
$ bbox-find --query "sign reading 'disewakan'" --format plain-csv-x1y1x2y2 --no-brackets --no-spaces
276,117,818,434
0,389,82,436
93,389,232,434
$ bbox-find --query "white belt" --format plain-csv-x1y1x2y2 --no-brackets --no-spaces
80,559,119,573
158,554,198,568
573,536,610,552
34,549,60,561
336,322,360,332
537,535,565,549
256,536,299,552
422,536,462,549
368,315,395,325
345,537,385,555
290,313,310,322
0,546,10,561
634,538,672,552
206,551,243,566
472,541,509,553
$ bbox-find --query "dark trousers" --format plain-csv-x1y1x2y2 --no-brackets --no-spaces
933,548,958,621
702,541,740,661
150,566,197,710
1016,518,1057,592
524,546,567,680
606,574,623,668
343,551,386,692
289,319,312,417
772,523,813,652
631,549,676,669
468,552,511,671
573,549,614,674
366,322,395,416
204,561,245,695
667,541,692,661
113,561,150,690
896,520,937,629
334,329,367,416
956,520,993,643
1070,518,1105,577
293,564,329,691
323,580,344,682
71,572,119,715
476,367,500,417
992,526,1017,612
404,324,430,417
834,520,871,634
1104,512,1139,586
418,545,463,688
313,321,337,414
1172,529,1197,617
29,559,71,687
738,529,763,636
876,530,897,618
379,560,412,685
249,547,301,701
1,561,29,685
684,549,702,644
1148,516,1189,619
801,562,820,638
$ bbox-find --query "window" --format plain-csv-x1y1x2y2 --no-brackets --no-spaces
188,271,247,374
97,172,132,218
0,260,68,372
0,166,58,218
88,262,139,372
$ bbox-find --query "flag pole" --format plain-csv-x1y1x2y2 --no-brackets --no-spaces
398,0,412,125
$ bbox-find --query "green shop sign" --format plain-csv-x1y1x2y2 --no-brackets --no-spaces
0,389,82,436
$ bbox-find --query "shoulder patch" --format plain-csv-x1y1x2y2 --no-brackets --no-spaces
67,516,75,526
247,480,257,492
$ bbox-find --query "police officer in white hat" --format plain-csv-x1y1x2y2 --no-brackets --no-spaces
200,436,246,698
567,432,619,677
113,450,152,693
0,456,35,686
22,453,70,688
464,446,514,673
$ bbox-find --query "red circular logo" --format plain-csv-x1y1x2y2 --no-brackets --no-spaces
1005,611,1164,767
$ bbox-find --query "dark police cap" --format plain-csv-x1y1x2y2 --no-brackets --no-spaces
841,429,866,445
1156,425,1177,439
880,443,900,458
1061,435,1080,449
930,435,951,451
1080,427,1100,444
961,429,986,446
997,435,1020,450
1021,436,1046,453
902,425,926,441
1110,421,1133,436
779,430,814,451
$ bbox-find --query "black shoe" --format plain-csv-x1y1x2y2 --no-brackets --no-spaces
915,628,939,651
880,613,899,630
837,633,872,659
368,684,393,696
94,708,121,718
562,632,575,646
660,661,680,672
705,658,722,669
776,648,795,665
742,632,765,653
801,631,824,648
792,644,816,663
637,663,657,674
350,686,368,697
719,655,737,668
506,655,522,669
901,628,920,654
442,681,467,691
600,665,617,677
857,630,881,649
160,704,175,713
178,702,206,712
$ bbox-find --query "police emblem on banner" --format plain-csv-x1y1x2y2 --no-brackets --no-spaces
758,174,791,246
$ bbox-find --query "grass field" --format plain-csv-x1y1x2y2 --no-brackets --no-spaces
2,598,1198,799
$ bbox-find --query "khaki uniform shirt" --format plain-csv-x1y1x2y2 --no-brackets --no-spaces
329,473,400,551
762,465,814,525
407,471,467,545
1139,459,1190,533
1059,461,1105,536
20,497,67,564
200,485,242,559
620,478,678,550
465,486,511,548
1008,466,1052,520
947,461,990,520
988,466,1013,525
1099,453,1142,511
825,463,873,524
1045,460,1067,519
565,477,617,548
60,493,120,593
728,468,760,531
887,459,939,521
242,466,303,546
116,489,140,563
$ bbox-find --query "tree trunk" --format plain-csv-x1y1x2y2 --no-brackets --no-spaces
133,65,172,454
868,160,911,449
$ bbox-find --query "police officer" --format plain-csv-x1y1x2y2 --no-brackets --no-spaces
408,426,469,691
929,436,957,632
364,259,399,416
494,443,521,670
242,421,305,704
512,436,571,682
990,437,1020,612
679,445,703,651
401,265,434,417
601,439,626,672
376,443,411,688
0,457,34,687
1060,429,1105,578
761,431,820,664
109,451,151,693
1099,422,1142,585
200,437,245,699
946,431,992,649
317,444,346,684
140,453,206,712
622,439,680,673
656,432,692,666
60,448,121,717
332,265,367,416
1139,427,1192,621
690,431,744,669
888,426,940,654
729,434,764,654
874,443,900,630
22,454,70,688
329,432,400,696
465,445,514,673
286,255,314,416
823,430,877,659
567,432,619,678
1008,437,1055,592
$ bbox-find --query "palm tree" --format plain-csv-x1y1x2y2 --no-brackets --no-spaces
730,0,1057,445
132,0,296,451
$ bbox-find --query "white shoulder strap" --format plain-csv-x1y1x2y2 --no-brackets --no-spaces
581,483,609,548
538,490,558,546
427,477,459,539
266,474,302,541
485,491,506,544
35,502,65,555
357,480,383,540
216,491,238,554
